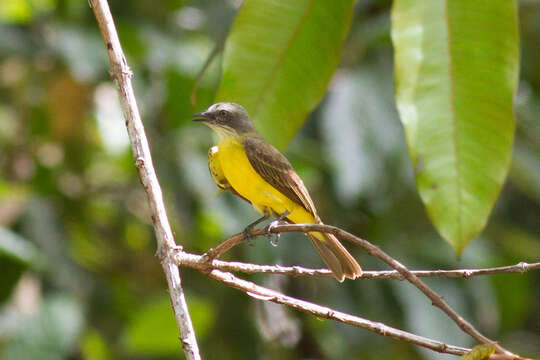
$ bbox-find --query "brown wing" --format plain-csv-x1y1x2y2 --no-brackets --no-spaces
243,136,318,217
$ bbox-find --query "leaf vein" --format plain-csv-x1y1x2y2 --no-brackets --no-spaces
252,0,316,119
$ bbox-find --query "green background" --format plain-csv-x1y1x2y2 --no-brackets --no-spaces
0,0,539,359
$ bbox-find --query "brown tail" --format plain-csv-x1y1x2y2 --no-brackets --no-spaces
308,230,362,282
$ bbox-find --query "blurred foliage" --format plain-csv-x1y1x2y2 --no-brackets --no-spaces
0,0,539,359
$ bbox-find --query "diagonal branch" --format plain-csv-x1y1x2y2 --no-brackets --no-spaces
89,1,200,359
203,223,519,358
207,268,470,356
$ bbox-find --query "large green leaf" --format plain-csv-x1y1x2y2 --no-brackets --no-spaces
391,0,519,254
216,0,355,150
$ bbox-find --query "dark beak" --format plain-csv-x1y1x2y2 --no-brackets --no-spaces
192,111,212,122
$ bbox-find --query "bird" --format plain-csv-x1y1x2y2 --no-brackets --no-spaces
193,102,361,281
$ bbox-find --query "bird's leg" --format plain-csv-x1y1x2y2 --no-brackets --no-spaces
265,210,291,246
242,215,269,242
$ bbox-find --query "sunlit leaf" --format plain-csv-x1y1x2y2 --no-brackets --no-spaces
459,344,495,360
216,0,355,150
391,0,519,254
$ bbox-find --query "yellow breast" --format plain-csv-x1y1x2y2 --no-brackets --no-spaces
208,146,228,189
215,137,315,224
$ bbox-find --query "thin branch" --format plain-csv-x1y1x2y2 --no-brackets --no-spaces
207,268,471,356
204,231,247,259
176,252,533,359
204,223,519,358
89,1,201,359
378,261,540,279
177,252,540,280
179,251,333,277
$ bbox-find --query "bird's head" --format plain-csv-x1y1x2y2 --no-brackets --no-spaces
193,102,256,138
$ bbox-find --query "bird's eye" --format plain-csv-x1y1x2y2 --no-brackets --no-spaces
219,110,228,117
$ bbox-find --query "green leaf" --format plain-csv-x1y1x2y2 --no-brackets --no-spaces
459,344,495,360
216,0,355,150
391,0,519,254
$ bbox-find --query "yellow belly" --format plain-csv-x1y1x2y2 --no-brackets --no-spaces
216,137,315,224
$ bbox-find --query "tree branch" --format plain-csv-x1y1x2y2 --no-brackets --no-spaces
177,251,540,280
175,251,534,359
207,268,471,356
89,1,200,359
203,223,521,358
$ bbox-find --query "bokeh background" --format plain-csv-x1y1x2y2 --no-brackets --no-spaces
1,0,539,359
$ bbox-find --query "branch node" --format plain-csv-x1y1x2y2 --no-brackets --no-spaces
156,243,168,262
377,323,387,336
325,309,335,319
122,61,133,76
199,257,213,274
201,253,211,263
135,157,145,169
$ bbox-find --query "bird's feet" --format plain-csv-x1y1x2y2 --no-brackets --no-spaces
264,210,290,247
242,215,269,244
265,220,281,246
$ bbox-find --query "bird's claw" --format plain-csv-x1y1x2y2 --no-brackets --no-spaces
265,220,281,247
241,215,269,245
